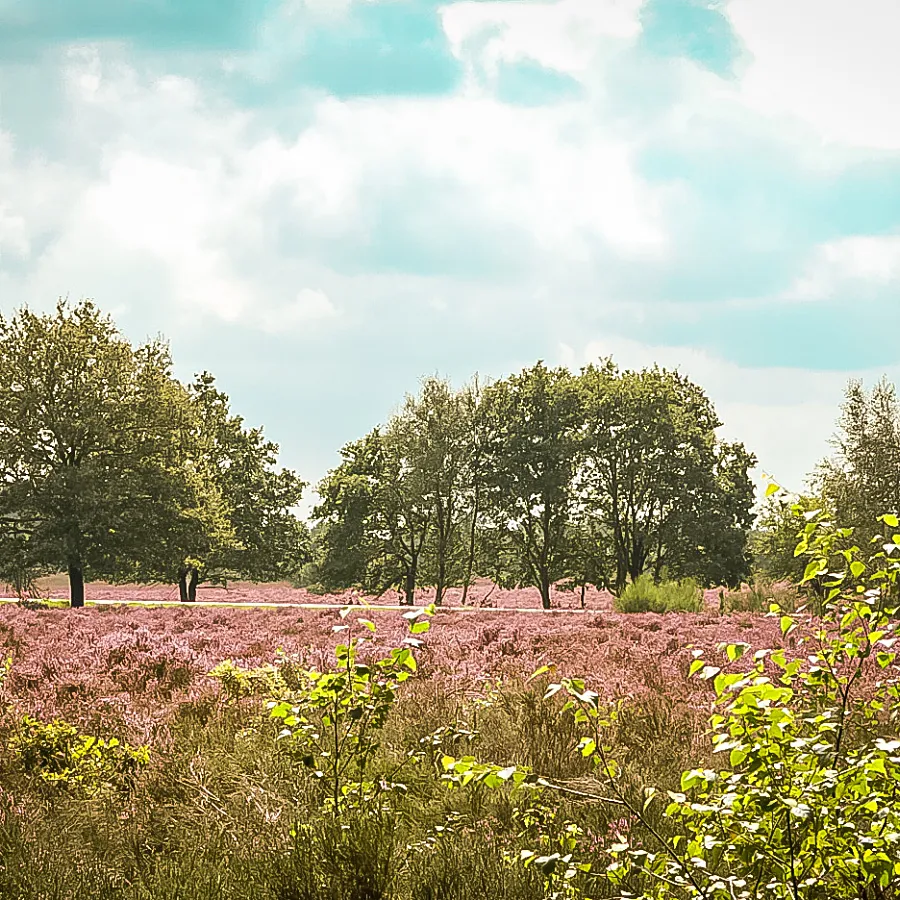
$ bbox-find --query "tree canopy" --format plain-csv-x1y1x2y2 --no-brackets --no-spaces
0,300,308,606
307,362,756,607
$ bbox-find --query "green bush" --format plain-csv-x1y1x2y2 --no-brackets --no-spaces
8,715,149,796
614,575,703,613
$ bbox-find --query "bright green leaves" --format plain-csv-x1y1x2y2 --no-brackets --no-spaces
9,714,149,797
441,509,900,900
249,608,434,817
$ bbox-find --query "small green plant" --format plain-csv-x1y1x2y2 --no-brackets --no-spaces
215,605,435,816
615,575,703,613
9,715,149,796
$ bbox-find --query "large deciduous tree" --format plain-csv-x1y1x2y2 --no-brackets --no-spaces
0,300,202,607
577,362,755,592
313,427,431,605
131,372,309,601
480,362,582,609
397,377,470,606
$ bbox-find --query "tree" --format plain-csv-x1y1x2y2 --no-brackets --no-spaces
577,362,755,592
0,300,201,607
313,427,431,605
182,373,308,599
311,432,384,594
128,372,309,601
459,375,489,607
816,377,900,548
397,377,470,606
480,362,582,609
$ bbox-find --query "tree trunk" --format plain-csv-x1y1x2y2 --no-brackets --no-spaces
580,582,586,609
461,486,479,607
435,552,446,607
178,567,189,603
404,564,416,606
68,562,85,609
539,569,551,610
188,567,199,603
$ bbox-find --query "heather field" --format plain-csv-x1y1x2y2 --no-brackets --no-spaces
0,601,789,899
12,575,730,610
0,603,783,729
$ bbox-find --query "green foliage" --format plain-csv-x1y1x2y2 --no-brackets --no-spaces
816,377,900,550
207,658,286,700
0,299,210,606
311,377,474,605
311,360,755,608
8,715,149,796
480,362,583,609
215,607,435,815
752,490,827,585
614,575,704,613
446,511,900,899
578,362,755,593
129,371,309,599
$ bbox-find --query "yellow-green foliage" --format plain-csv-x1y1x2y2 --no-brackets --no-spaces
614,574,703,613
208,658,287,700
9,715,149,796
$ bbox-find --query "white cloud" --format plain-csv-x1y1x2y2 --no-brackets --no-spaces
783,235,900,301
259,287,338,332
441,0,643,82
728,0,900,150
2,40,671,334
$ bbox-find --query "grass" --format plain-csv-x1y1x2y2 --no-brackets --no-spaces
613,575,704,613
719,578,801,614
0,672,700,899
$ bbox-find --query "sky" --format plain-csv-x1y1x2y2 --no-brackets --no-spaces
1,0,899,513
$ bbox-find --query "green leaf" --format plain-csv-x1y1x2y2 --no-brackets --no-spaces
850,560,866,579
528,665,551,682
881,514,900,528
765,482,781,497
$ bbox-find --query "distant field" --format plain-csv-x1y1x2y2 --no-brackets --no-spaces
8,576,728,611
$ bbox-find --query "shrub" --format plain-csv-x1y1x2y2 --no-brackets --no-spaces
446,508,900,899
8,715,149,796
614,575,703,613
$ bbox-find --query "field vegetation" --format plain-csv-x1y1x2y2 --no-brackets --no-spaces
1,300,900,896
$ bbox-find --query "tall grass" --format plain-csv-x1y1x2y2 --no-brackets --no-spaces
613,575,703,613
719,578,800,614
0,671,699,900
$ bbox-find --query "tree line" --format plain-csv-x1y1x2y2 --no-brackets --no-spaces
0,300,309,606
23,299,896,611
305,361,757,607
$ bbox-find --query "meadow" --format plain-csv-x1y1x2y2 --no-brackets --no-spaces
0,545,897,900
0,599,782,900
